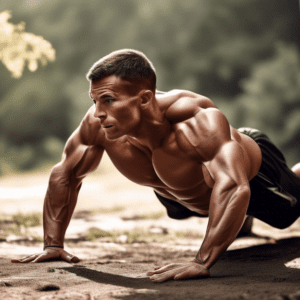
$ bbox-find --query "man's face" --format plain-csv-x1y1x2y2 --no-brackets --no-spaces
90,75,142,140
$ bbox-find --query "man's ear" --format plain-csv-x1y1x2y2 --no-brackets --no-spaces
140,90,154,107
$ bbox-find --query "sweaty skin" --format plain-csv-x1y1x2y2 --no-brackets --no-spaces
12,75,262,282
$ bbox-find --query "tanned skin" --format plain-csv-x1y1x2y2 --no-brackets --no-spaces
12,75,263,282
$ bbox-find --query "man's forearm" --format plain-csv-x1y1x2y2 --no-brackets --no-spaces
196,186,250,269
43,166,82,247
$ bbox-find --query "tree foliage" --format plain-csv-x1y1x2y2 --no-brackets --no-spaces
0,10,55,78
0,0,299,174
234,42,300,166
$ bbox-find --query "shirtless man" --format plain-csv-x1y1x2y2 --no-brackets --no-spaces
12,49,300,282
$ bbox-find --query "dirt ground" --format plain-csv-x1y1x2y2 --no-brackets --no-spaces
1,233,300,300
1,167,300,300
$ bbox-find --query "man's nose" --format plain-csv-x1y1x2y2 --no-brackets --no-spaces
94,104,106,120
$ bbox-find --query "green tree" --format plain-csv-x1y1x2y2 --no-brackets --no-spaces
0,0,298,173
234,42,300,166
0,10,55,78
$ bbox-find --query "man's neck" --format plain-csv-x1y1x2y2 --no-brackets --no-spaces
127,101,171,152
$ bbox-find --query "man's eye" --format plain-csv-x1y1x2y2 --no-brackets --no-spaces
106,99,114,104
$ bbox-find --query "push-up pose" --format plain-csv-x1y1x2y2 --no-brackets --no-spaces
12,49,300,282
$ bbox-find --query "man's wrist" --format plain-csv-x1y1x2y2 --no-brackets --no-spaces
193,257,208,270
44,245,64,250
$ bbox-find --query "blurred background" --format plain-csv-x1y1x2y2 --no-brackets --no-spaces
0,0,299,249
0,0,299,176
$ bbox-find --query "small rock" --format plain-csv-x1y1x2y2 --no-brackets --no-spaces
0,281,11,287
0,281,6,287
47,268,55,273
35,283,60,291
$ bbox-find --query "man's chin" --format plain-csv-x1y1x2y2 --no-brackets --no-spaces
104,132,123,140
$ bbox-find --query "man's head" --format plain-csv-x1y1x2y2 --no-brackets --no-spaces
87,50,158,140
86,49,156,94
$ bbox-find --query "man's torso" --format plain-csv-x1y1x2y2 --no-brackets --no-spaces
81,90,262,215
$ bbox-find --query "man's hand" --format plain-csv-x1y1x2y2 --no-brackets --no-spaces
146,259,210,283
11,247,80,263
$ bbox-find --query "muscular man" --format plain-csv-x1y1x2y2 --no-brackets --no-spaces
12,49,300,282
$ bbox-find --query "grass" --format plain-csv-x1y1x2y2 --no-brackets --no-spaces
94,206,127,214
12,212,42,227
84,227,113,240
83,226,203,244
83,227,169,243
121,211,165,221
0,212,42,239
175,230,203,239
0,210,202,243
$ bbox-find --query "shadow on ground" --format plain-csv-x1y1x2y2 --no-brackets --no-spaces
54,237,300,300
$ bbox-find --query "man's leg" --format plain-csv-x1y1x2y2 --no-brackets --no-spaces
238,128,300,229
248,170,300,229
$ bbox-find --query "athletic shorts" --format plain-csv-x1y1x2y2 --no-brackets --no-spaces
240,128,300,229
155,128,300,229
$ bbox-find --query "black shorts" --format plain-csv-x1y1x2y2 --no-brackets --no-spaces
155,128,300,229
240,128,300,229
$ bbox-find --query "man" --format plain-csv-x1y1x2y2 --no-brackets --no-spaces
12,49,300,283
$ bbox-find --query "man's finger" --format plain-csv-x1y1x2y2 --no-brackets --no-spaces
61,251,80,263
146,266,163,275
150,269,178,283
174,270,193,280
20,254,40,263
154,262,170,270
11,254,39,263
147,264,182,276
174,266,210,280
32,253,49,263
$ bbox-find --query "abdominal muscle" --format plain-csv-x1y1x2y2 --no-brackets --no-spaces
154,181,212,216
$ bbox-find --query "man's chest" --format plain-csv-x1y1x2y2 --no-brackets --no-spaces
104,133,204,190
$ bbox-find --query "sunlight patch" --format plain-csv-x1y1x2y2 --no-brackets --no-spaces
285,258,300,269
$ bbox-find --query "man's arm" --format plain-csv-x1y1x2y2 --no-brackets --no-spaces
12,113,104,263
198,140,250,269
43,128,104,249
147,108,250,282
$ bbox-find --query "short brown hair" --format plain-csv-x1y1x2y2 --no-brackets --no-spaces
86,49,156,92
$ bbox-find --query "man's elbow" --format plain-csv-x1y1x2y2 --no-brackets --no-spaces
234,184,251,212
238,184,251,198
220,177,250,196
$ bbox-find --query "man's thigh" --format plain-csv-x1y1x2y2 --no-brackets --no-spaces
248,173,300,229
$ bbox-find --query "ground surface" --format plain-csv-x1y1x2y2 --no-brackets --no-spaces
1,165,300,299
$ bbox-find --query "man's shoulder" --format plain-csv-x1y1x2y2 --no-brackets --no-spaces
172,107,231,161
159,89,218,123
